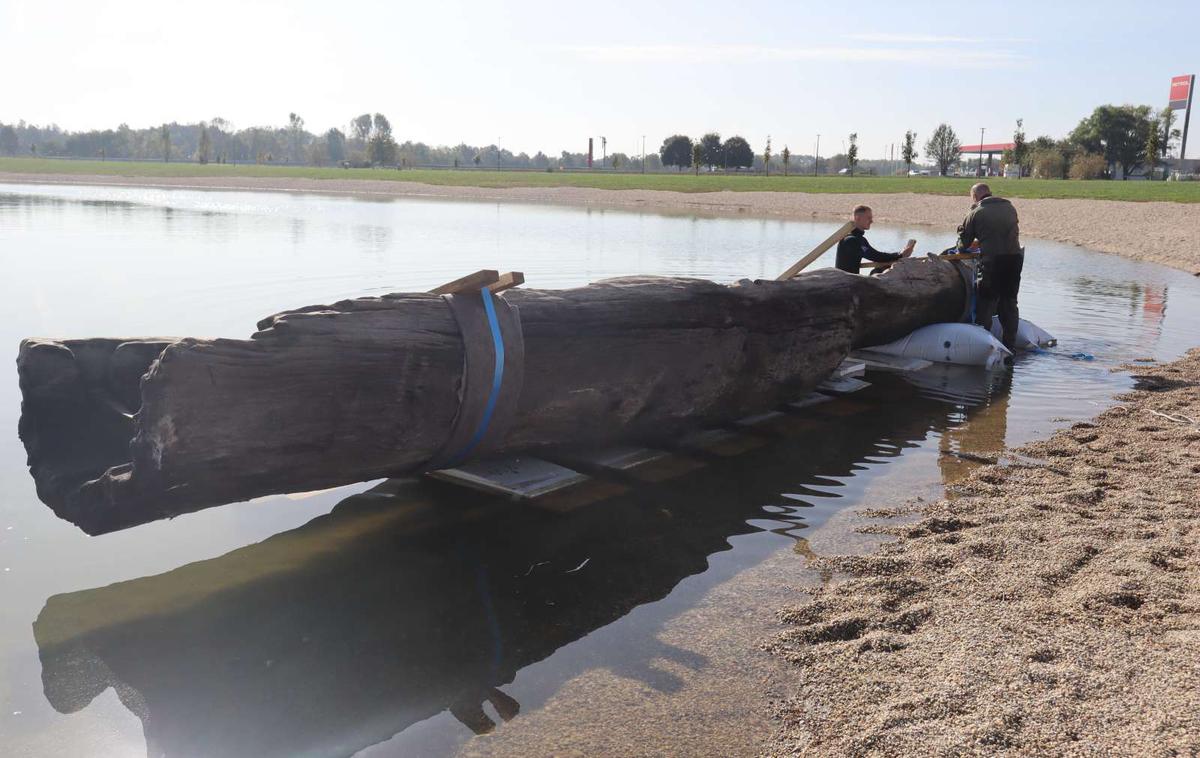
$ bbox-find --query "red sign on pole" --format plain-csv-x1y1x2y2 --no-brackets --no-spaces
1169,74,1193,110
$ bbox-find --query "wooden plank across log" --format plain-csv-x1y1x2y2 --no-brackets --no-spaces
429,269,500,294
17,257,967,533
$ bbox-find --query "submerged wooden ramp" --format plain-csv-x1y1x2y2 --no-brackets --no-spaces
17,258,966,533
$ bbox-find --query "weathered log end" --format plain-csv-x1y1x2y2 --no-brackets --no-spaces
17,337,174,532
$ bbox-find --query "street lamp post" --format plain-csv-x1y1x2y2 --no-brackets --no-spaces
815,134,821,176
641,135,646,174
978,127,985,177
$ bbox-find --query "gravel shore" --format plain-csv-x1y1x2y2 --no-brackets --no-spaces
766,351,1200,756
1,172,1198,276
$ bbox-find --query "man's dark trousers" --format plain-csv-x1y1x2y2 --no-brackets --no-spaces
975,252,1024,351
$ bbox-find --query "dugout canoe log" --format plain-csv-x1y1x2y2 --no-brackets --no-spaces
17,257,967,533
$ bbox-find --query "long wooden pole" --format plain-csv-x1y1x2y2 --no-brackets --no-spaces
776,220,856,280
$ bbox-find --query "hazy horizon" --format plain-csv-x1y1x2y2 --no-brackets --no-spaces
3,0,1197,158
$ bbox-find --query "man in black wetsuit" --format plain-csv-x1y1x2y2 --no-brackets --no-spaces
957,183,1023,351
835,205,914,274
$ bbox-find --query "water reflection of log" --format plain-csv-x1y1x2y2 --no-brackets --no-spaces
897,362,1001,407
32,384,984,758
18,260,966,534
925,368,1013,485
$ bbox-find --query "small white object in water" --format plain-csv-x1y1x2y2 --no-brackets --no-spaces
565,558,590,573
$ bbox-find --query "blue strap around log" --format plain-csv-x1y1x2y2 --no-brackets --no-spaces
425,288,524,470
953,259,978,324
446,289,506,466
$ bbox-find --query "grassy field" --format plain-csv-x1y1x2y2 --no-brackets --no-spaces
2,157,1199,202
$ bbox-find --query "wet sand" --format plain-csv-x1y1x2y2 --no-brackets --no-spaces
766,351,1200,756
2,171,1199,275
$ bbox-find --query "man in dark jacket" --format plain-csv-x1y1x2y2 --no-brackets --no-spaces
957,183,1023,351
835,205,914,273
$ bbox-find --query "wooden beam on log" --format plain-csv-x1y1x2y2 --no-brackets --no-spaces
429,269,499,294
487,271,525,294
17,257,968,533
777,221,856,280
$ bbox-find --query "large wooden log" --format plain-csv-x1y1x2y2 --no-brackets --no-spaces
17,258,966,532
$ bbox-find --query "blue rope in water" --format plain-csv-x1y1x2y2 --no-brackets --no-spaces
445,288,506,467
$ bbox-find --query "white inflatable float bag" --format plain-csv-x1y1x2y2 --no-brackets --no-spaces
869,323,1012,368
990,316,1056,349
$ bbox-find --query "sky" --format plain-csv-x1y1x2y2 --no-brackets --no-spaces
2,0,1198,158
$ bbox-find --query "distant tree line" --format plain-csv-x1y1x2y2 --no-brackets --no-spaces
0,101,1182,180
0,114,639,171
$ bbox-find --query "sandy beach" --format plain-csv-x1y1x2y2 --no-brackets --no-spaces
2,171,1199,275
766,351,1200,755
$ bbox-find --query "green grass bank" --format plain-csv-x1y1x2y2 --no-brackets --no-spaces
3,157,1199,203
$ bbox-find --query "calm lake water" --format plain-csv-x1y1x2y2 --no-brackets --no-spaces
2,183,1198,757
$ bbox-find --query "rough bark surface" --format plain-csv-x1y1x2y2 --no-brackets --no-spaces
17,259,965,533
